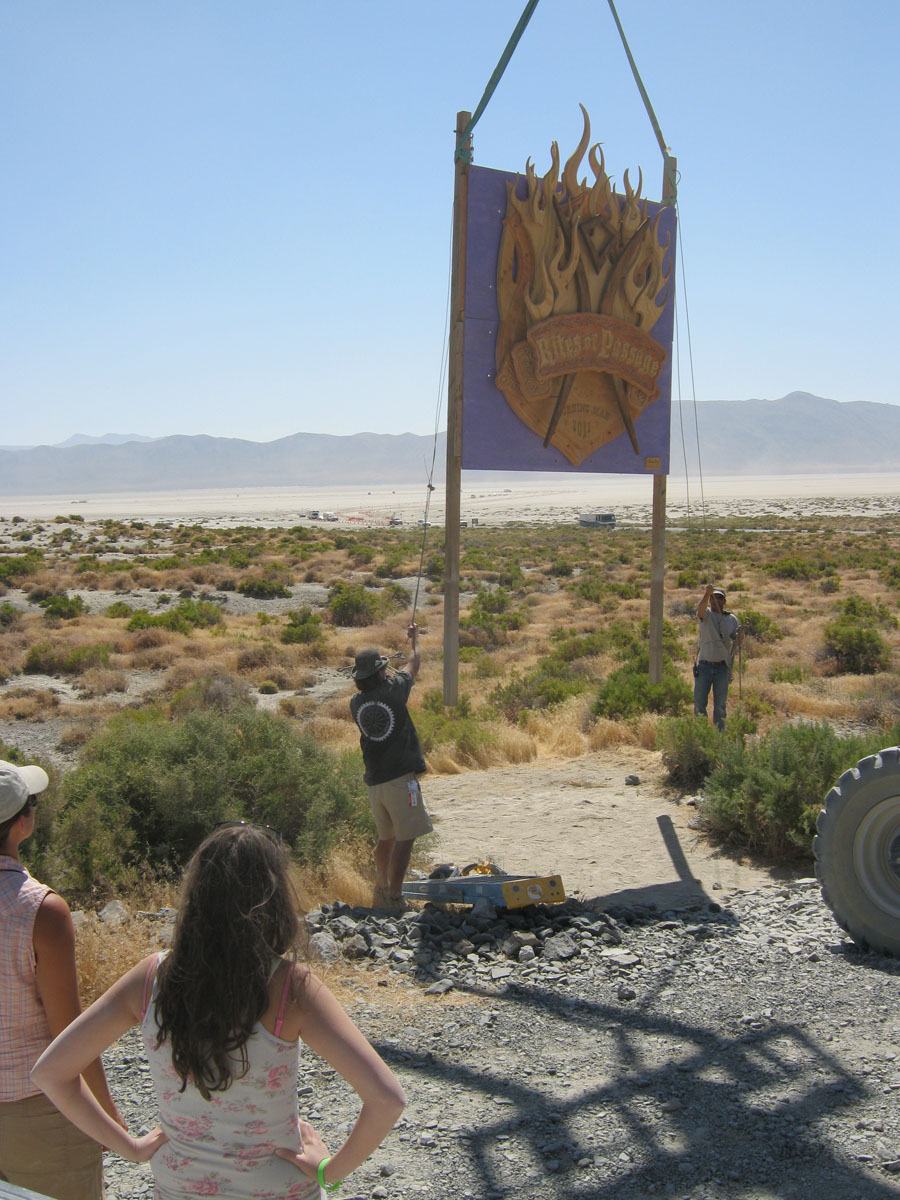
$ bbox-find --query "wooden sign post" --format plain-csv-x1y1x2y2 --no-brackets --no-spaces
648,155,676,685
443,110,470,705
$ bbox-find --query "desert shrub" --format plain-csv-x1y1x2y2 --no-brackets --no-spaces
765,556,825,581
823,618,890,675
0,551,43,585
0,602,20,628
768,663,803,683
676,569,700,589
496,561,525,591
24,642,112,675
105,600,134,618
592,657,691,720
328,582,378,627
702,720,900,859
237,577,291,600
460,589,524,648
126,598,224,635
833,595,897,629
549,558,574,577
491,660,593,722
474,654,502,679
40,592,86,620
658,716,735,792
574,573,642,603
54,694,371,895
548,630,607,662
414,690,496,764
424,554,444,585
375,583,411,615
737,609,783,642
280,607,325,646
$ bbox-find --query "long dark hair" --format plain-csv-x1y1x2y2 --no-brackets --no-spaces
154,824,303,1099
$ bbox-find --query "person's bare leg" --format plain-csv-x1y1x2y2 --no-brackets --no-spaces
388,839,415,898
375,838,394,892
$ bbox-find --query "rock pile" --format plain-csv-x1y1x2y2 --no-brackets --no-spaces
305,894,699,995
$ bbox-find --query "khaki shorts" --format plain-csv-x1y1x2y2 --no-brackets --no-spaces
368,773,433,841
0,1091,104,1200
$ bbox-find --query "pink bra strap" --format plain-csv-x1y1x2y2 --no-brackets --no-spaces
273,963,292,1038
141,952,161,1020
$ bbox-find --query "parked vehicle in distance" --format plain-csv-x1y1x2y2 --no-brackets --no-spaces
307,509,322,520
578,512,616,529
323,512,339,521
388,516,402,526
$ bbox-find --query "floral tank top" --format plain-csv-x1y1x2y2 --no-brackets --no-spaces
141,955,320,1200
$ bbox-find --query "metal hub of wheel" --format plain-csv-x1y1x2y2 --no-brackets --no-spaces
851,793,900,919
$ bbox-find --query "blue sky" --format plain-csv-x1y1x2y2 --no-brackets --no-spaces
3,0,898,446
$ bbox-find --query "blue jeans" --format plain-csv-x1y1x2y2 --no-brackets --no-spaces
694,659,730,731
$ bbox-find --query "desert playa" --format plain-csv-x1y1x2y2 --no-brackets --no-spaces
2,470,899,525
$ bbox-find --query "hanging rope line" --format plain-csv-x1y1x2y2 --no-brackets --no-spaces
410,203,455,625
677,214,708,530
604,0,715,542
454,0,541,162
674,301,692,526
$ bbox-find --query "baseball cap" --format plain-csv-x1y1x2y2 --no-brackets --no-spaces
0,760,50,822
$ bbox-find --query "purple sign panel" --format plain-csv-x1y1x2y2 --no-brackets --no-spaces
461,163,676,474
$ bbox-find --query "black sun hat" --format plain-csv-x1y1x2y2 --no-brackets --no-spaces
352,649,389,680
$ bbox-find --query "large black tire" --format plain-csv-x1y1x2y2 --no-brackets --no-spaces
814,746,900,954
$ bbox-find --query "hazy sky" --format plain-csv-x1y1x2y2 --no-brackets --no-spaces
4,1,898,446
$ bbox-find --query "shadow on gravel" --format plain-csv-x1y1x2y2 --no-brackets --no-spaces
374,980,896,1199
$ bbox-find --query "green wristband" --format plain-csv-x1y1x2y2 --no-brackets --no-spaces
317,1157,340,1192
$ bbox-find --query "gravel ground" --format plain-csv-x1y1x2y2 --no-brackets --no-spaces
102,880,900,1200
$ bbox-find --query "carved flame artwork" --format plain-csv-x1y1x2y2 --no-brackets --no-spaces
495,106,672,466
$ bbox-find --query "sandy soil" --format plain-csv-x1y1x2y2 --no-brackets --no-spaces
3,471,900,525
424,747,799,910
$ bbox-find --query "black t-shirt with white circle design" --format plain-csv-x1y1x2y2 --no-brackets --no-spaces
350,670,427,785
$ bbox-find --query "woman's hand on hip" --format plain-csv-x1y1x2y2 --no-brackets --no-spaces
129,1126,168,1162
275,1119,330,1180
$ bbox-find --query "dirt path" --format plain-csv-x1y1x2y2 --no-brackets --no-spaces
425,747,799,910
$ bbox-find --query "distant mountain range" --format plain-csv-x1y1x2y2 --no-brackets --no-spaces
0,394,897,496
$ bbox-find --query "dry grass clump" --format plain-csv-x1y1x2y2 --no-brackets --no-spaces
303,715,356,749
494,725,537,763
58,722,96,751
129,642,183,671
75,908,175,1005
78,668,128,697
159,660,214,693
519,700,590,758
290,841,373,913
0,687,61,721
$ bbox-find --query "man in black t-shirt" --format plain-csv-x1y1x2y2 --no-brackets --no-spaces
350,621,433,909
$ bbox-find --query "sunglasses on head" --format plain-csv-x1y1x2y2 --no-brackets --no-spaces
212,820,283,845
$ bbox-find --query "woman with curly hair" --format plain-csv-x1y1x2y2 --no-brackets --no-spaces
33,823,406,1198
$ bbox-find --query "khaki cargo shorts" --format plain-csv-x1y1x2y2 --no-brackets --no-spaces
367,773,434,841
0,1091,104,1199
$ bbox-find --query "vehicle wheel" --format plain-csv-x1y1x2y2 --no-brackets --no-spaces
814,746,900,954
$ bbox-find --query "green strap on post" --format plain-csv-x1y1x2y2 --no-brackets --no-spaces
454,0,541,162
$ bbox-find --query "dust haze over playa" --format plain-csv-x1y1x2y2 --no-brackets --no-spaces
1,394,900,520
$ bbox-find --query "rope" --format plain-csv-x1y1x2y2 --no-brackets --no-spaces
410,202,455,624
676,213,707,531
674,299,691,527
454,0,541,162
605,0,677,203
